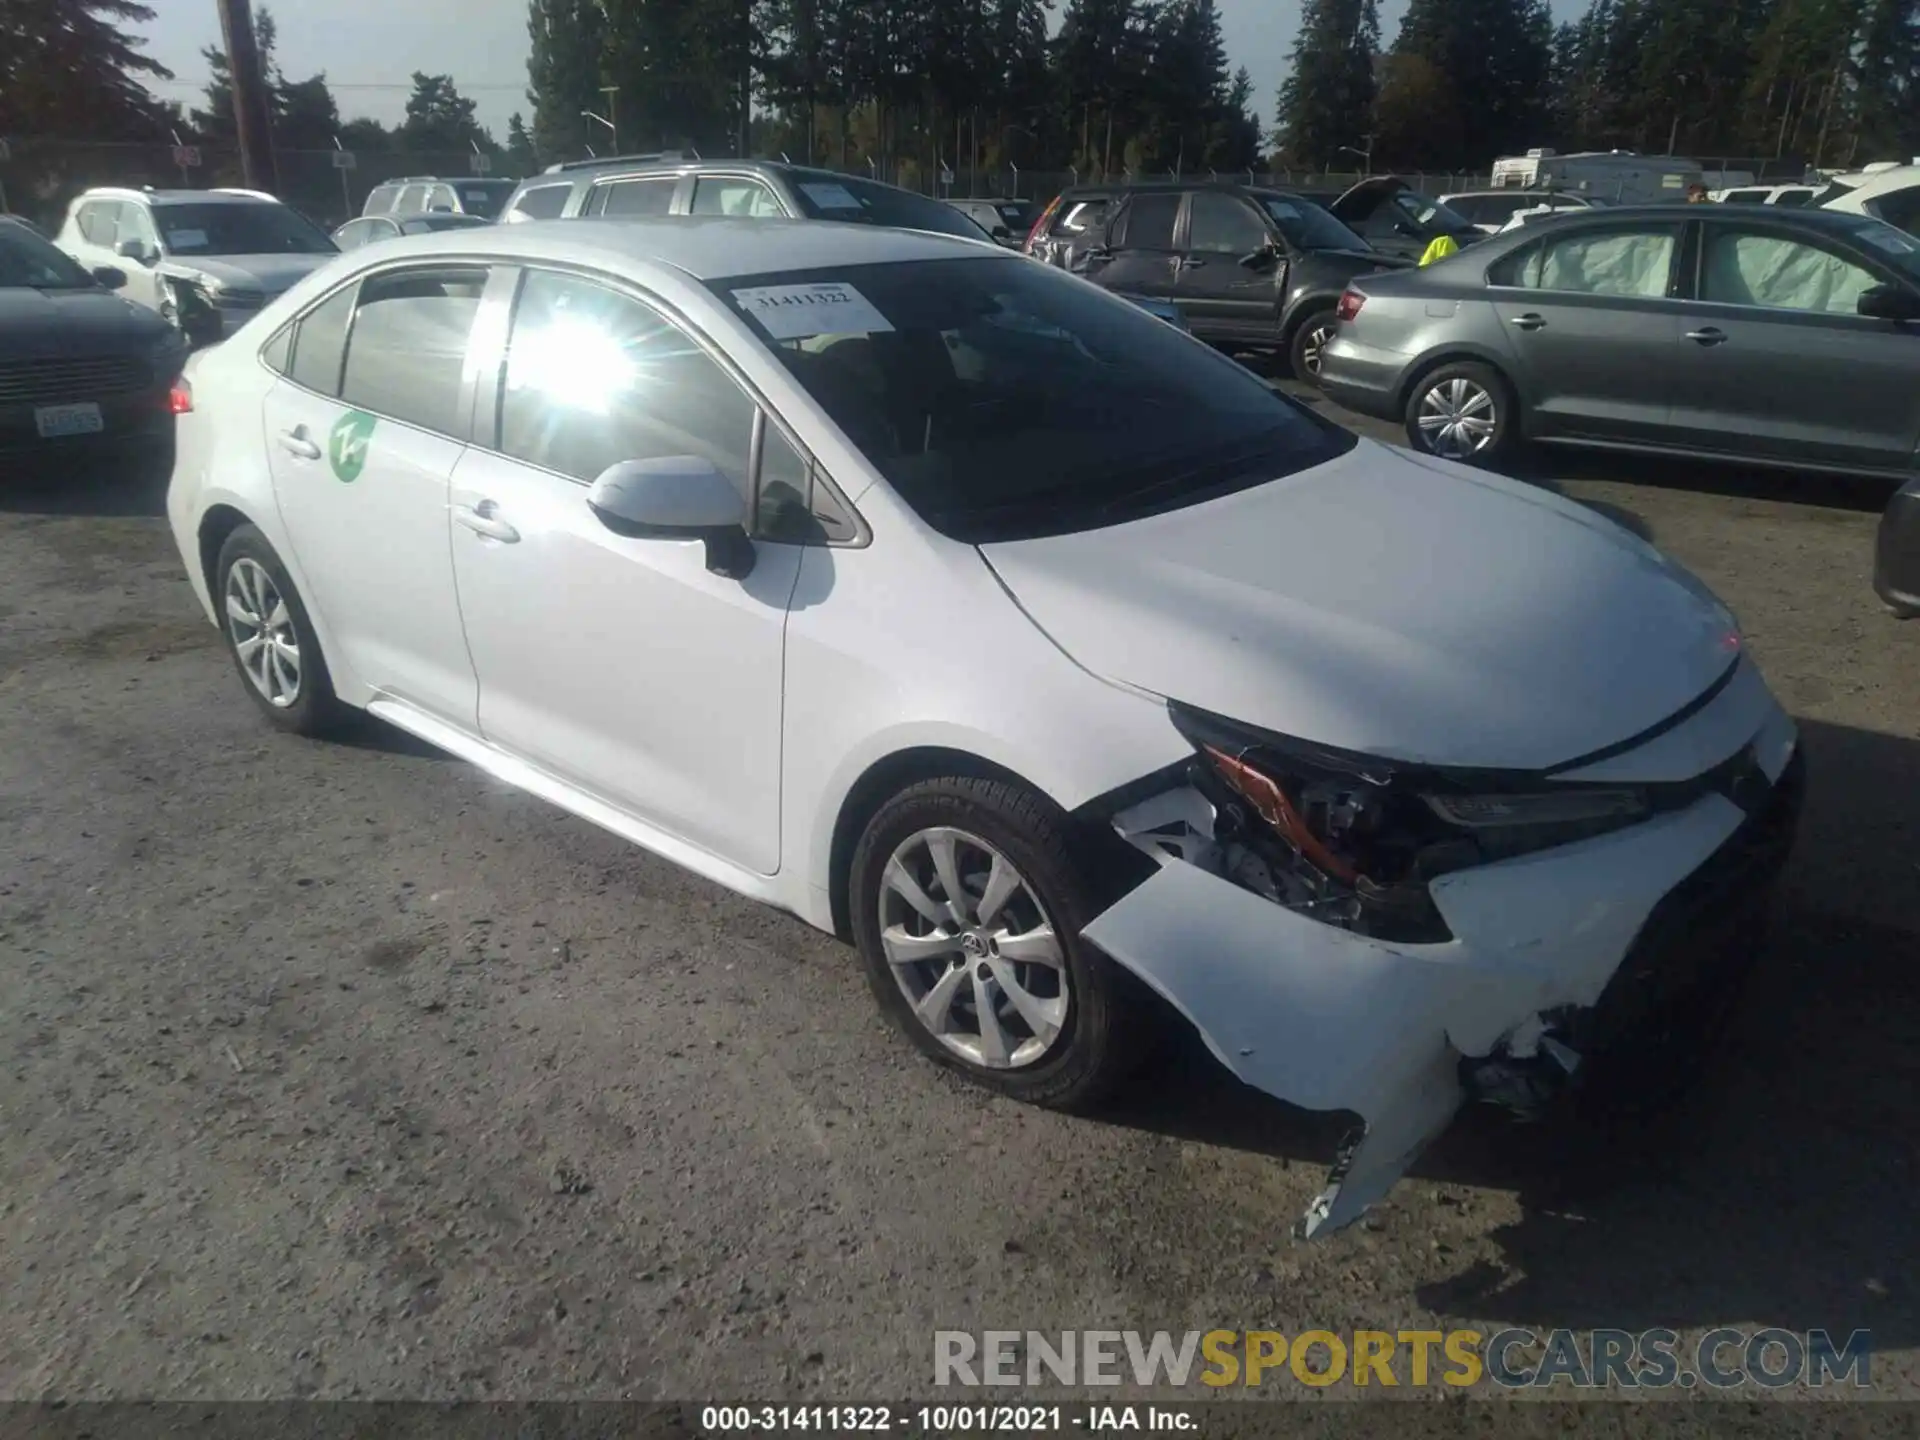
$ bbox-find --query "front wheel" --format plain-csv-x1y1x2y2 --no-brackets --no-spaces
1289,308,1338,383
1403,360,1515,465
848,776,1148,1112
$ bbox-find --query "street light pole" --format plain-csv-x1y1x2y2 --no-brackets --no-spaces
600,87,619,152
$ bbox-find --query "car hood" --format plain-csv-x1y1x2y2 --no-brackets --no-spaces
979,441,1740,771
158,253,334,295
0,285,173,358
1302,246,1414,271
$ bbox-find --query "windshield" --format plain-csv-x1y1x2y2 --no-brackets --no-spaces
789,174,992,242
0,222,96,289
1261,195,1369,251
155,202,335,256
456,180,514,218
711,256,1351,543
413,213,490,232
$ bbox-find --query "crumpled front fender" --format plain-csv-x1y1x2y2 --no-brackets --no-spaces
1082,788,1755,1238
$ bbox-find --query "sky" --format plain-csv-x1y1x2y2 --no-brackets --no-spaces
137,0,1316,143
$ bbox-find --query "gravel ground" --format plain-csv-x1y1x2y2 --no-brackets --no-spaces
1,400,1916,1405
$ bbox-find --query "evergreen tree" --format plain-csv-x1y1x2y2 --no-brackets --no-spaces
1387,0,1551,164
526,0,607,163
399,73,492,153
1273,0,1378,167
0,0,173,139
506,112,541,172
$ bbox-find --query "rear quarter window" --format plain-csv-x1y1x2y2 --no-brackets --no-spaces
507,184,570,222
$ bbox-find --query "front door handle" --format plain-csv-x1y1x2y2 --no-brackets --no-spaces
1509,312,1546,331
1177,256,1206,270
1686,327,1729,346
453,501,520,543
277,428,322,460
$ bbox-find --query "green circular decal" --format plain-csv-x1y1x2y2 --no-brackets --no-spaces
329,409,378,483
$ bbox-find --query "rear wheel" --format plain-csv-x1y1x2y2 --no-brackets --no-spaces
1403,360,1515,465
849,776,1148,1112
215,524,349,737
1288,307,1338,383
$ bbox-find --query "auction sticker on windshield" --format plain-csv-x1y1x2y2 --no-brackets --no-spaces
798,182,861,211
731,282,893,340
329,410,377,483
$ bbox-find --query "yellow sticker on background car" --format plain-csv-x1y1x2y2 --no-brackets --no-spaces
329,410,377,483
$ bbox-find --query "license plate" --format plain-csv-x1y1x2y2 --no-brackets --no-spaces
34,402,105,438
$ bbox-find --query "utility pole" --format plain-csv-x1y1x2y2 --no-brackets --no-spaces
216,0,278,192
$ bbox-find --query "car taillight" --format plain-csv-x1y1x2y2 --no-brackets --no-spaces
1024,196,1062,254
1335,289,1366,323
168,379,193,414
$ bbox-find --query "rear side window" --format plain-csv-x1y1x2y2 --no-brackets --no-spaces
365,185,397,215
1185,192,1270,254
507,184,569,222
497,268,755,491
1489,225,1680,298
340,266,488,435
1774,188,1816,208
1722,189,1768,204
77,202,122,245
691,177,785,218
287,284,357,395
590,177,677,216
393,185,428,216
1117,193,1179,250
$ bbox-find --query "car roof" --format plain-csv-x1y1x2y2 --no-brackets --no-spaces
79,187,275,207
1531,201,1885,232
343,215,996,281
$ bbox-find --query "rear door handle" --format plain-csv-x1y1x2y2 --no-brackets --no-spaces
277,428,322,460
1509,312,1546,331
1686,327,1729,346
453,501,520,543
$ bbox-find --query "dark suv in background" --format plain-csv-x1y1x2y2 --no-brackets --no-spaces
496,153,993,242
1069,182,1411,377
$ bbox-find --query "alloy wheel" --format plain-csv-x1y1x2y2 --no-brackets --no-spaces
224,557,302,708
878,826,1070,1070
1415,377,1498,459
1300,322,1333,378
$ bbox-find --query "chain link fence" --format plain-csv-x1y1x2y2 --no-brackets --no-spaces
0,138,1503,233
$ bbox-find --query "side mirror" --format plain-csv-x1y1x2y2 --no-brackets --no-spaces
1858,283,1920,323
585,456,756,579
91,265,128,290
1393,220,1420,238
1238,242,1278,269
115,238,157,265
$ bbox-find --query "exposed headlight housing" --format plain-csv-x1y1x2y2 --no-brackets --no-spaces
1162,703,1667,943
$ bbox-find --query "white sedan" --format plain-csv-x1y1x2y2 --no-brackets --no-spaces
166,218,1804,1236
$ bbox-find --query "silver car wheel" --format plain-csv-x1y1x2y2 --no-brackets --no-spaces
1416,376,1498,458
879,826,1069,1070
224,557,301,708
1301,322,1333,378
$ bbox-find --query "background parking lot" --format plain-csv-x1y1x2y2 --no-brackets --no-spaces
2,394,1915,1399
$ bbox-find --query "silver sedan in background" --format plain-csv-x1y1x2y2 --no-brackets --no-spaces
1318,203,1920,475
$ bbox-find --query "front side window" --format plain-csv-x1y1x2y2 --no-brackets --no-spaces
332,219,377,251
1260,196,1368,251
77,202,122,246
1700,229,1879,314
393,185,428,216
114,205,157,250
507,184,569,222
287,283,358,395
1186,192,1270,255
1052,199,1107,236
458,181,514,218
712,256,1350,543
339,267,488,434
154,202,334,256
1118,193,1179,250
498,269,755,492
691,178,785,218
1867,184,1920,236
593,177,677,217
1490,225,1679,298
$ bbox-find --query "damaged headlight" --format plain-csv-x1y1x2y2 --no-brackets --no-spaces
1147,704,1657,943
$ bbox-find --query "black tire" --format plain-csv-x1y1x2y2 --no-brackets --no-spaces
1402,359,1516,466
213,523,350,738
849,776,1149,1112
1288,307,1338,384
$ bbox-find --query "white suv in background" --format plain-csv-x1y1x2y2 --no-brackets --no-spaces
57,187,338,345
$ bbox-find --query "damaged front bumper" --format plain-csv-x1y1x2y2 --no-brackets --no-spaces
1080,671,1804,1240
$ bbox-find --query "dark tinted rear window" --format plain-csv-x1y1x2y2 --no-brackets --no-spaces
710,256,1349,543
457,181,514,218
508,184,570,221
340,267,487,435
